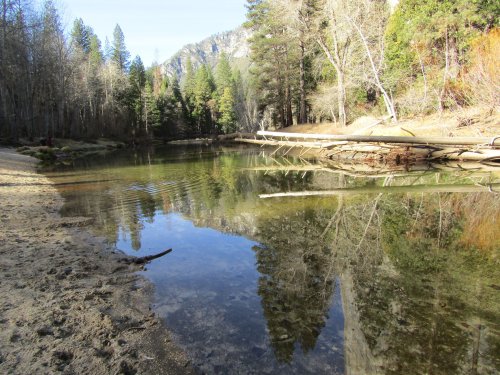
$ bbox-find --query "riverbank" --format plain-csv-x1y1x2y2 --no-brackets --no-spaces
0,148,193,374
278,106,500,137
12,138,127,165
237,107,500,163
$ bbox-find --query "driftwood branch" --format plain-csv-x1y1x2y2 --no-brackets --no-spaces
123,249,173,265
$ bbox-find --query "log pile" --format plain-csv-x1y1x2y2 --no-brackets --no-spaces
235,131,500,164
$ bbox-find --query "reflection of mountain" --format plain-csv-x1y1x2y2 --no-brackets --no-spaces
52,147,500,373
335,193,500,375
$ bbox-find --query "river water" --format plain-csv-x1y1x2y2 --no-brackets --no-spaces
45,145,500,374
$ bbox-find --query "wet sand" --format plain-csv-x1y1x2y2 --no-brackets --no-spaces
0,148,193,374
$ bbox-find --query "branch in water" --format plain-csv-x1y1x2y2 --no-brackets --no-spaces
123,249,173,265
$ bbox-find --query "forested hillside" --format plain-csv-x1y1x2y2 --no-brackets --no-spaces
0,0,498,143
246,0,499,128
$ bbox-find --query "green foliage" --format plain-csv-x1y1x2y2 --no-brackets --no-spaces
193,65,216,134
88,34,103,66
215,52,233,98
219,86,237,134
3,0,499,143
127,56,146,131
111,24,130,71
70,18,91,53
385,0,499,93
143,82,161,129
245,0,301,128
129,56,146,90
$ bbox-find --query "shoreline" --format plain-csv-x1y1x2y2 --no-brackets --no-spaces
0,148,193,374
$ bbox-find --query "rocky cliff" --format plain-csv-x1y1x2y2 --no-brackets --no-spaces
162,26,252,80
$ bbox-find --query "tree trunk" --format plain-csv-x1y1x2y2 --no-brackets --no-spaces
299,39,307,124
285,84,293,127
348,16,397,122
337,70,346,126
316,37,347,126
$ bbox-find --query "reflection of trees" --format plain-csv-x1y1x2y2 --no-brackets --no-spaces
253,206,337,363
326,191,500,375
55,149,500,372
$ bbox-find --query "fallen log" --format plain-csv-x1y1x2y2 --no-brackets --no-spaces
218,132,254,141
429,148,500,162
259,183,500,198
246,160,500,176
122,249,173,265
235,138,334,149
257,131,500,147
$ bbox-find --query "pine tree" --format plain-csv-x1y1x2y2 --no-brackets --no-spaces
70,18,90,53
193,64,215,134
245,0,299,128
214,52,238,133
163,74,186,138
215,52,233,97
219,86,237,134
143,81,161,132
182,57,196,127
111,24,130,72
88,34,103,66
128,55,146,132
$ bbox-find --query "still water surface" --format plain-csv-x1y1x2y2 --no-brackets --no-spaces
46,145,500,374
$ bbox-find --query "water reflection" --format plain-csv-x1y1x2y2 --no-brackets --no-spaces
254,207,337,364
46,146,500,374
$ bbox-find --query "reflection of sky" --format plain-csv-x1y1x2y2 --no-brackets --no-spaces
116,211,345,374
116,212,259,278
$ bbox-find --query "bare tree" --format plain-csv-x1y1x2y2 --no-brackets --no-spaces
344,0,397,121
311,0,353,126
300,0,396,125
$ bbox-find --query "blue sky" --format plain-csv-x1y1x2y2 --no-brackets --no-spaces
60,0,248,66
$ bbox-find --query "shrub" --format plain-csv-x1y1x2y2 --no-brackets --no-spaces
464,28,500,108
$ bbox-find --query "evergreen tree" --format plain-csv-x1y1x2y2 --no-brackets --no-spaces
219,86,237,134
143,81,161,132
193,64,216,134
164,74,186,138
128,55,146,133
215,52,233,97
214,52,238,133
70,18,90,53
88,34,103,66
182,57,196,128
170,74,183,103
245,0,299,128
111,24,130,71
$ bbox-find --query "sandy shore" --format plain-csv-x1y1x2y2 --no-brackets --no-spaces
0,148,193,374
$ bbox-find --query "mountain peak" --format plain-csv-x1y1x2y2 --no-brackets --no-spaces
162,26,252,80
